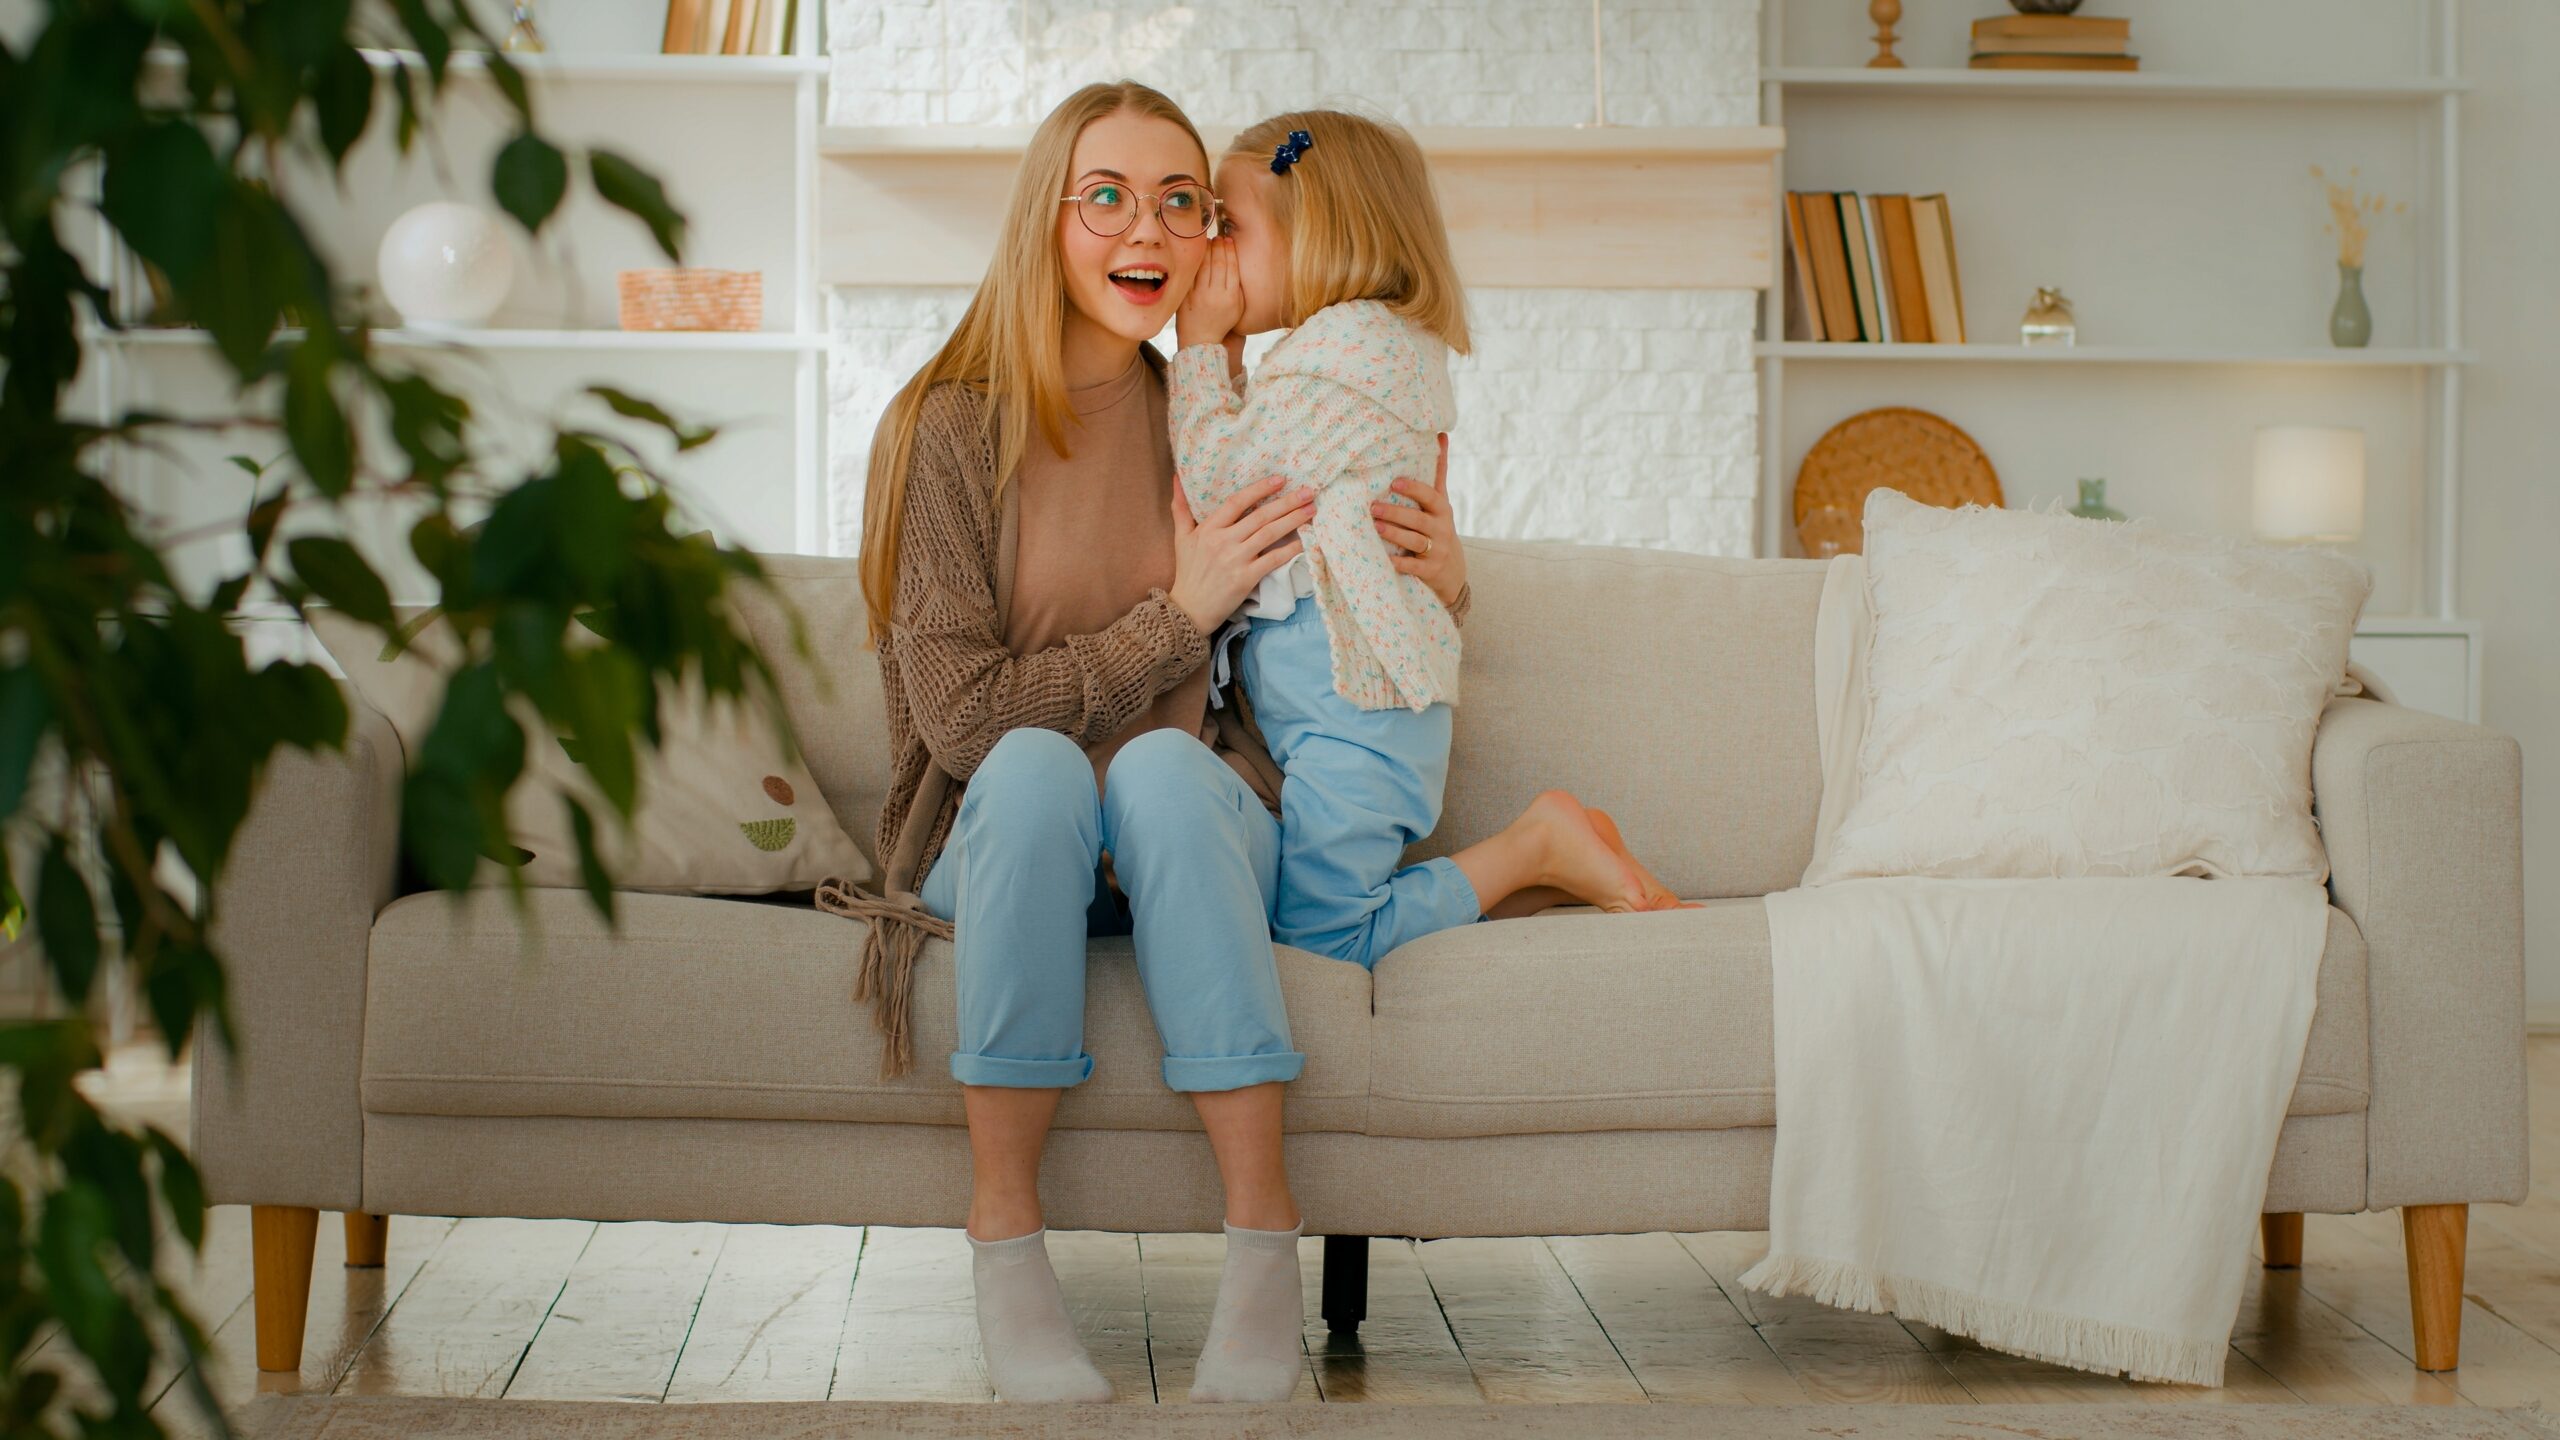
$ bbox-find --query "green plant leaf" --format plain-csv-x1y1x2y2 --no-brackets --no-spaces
287,536,393,626
0,664,50,817
590,149,687,262
564,795,616,925
99,122,226,283
555,440,631,590
146,1127,208,1252
316,43,378,165
589,385,718,451
493,131,569,235
35,836,101,1004
286,338,356,495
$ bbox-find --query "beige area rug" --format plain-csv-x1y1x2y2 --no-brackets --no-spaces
231,1396,2560,1440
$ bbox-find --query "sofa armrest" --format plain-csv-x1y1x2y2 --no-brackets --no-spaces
191,682,403,1211
2312,696,2527,1211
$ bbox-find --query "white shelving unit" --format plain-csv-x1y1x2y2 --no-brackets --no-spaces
88,15,833,562
1758,0,2477,720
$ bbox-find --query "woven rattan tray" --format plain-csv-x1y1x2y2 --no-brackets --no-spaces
1793,407,2002,557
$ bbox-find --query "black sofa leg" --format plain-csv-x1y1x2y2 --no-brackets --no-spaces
1322,1234,1370,1335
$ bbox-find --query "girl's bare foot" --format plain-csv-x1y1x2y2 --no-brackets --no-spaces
1521,791,1648,913
1586,808,1696,911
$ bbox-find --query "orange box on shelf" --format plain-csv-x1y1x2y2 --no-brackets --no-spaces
615,268,762,332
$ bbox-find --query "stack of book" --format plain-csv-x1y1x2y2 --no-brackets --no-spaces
1969,13,2136,71
662,0,797,55
1782,192,1967,345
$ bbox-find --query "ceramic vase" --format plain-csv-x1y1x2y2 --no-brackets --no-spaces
377,202,513,330
2070,478,2126,522
2330,263,2372,348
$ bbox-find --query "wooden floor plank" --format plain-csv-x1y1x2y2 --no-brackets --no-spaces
1304,1237,1480,1404
1895,1318,2142,1404
38,1201,254,1431
157,1210,454,1435
503,1221,726,1401
1544,1234,1806,1403
1414,1237,1646,1403
662,1224,864,1403
1676,1232,1972,1404
2297,1213,2560,1409
337,1217,596,1398
1047,1230,1154,1403
830,1227,988,1402
2227,1260,2466,1405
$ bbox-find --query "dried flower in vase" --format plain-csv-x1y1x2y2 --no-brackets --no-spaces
2310,164,2407,269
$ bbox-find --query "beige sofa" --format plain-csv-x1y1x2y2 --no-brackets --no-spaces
198,542,2528,1378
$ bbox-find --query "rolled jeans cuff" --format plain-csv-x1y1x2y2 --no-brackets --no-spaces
950,1051,1096,1088
1161,1050,1306,1093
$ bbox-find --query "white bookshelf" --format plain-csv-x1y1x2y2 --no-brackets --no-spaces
88,10,833,575
1759,0,2476,719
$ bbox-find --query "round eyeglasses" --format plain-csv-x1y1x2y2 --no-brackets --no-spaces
1059,179,1218,240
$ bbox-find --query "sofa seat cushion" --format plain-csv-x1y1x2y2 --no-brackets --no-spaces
360,889,1372,1133
1365,898,2371,1139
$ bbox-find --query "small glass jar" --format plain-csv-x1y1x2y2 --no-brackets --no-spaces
2022,286,2077,347
2069,478,2126,522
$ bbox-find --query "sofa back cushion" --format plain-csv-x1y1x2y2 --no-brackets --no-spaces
746,543,1830,899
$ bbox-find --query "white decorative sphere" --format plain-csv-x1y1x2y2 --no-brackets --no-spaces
376,201,513,329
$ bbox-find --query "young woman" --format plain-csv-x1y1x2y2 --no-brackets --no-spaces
837,80,1674,1405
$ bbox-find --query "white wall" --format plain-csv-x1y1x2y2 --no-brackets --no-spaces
822,0,1764,559
2456,0,2558,1010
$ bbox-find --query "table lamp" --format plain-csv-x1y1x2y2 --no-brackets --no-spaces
2252,425,2366,544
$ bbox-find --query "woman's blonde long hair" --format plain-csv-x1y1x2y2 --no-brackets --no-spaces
1228,110,1470,354
859,80,1209,646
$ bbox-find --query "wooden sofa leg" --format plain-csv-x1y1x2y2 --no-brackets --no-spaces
1322,1235,1369,1336
251,1205,319,1373
2261,1213,2304,1269
344,1211,389,1268
2405,1203,2467,1372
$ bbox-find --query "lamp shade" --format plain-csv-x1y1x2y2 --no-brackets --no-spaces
2252,425,2366,543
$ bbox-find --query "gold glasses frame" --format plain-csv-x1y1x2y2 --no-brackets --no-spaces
1057,179,1222,240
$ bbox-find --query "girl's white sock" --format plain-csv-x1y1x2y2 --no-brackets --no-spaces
970,1229,1113,1403
1187,1221,1307,1403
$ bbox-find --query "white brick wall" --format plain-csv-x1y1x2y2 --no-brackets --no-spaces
825,0,1763,558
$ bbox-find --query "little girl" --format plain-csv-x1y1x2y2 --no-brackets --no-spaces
1171,111,1674,969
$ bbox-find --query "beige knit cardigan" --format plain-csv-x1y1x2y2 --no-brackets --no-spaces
818,363,1468,1075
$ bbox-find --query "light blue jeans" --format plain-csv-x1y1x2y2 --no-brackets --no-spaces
1236,594,1483,970
920,726,1305,1091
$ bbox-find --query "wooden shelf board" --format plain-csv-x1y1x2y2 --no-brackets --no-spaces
97,326,821,354
1757,342,2471,367
1763,68,2464,101
821,127,1782,290
819,124,1783,158
356,48,824,82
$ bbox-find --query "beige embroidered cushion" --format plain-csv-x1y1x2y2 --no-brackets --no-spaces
1804,489,2371,885
309,607,869,895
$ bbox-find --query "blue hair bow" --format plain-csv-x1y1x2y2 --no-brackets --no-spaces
1269,129,1314,176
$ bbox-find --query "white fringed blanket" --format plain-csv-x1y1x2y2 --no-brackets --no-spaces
1743,556,2333,1386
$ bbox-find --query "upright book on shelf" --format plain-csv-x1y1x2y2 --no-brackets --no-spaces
1876,195,1933,343
1782,192,1828,342
1839,193,1884,343
1800,193,1863,341
1910,195,1967,344
1862,196,1897,343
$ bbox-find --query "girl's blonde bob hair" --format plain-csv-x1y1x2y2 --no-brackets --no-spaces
859,80,1210,646
1226,110,1470,355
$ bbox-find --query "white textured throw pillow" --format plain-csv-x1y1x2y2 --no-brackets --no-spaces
1804,490,2371,884
309,607,869,895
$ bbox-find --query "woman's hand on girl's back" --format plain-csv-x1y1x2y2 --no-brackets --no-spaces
1176,237,1247,352
1374,434,1469,609
1169,476,1315,634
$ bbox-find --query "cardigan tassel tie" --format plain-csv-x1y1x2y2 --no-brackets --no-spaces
815,875,953,1078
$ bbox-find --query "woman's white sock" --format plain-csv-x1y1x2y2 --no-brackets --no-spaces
1187,1221,1306,1403
970,1229,1113,1403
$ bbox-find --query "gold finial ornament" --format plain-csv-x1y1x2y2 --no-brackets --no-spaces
1868,0,1905,68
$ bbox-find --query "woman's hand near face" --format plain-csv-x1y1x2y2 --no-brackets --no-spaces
1374,434,1468,609
1169,475,1315,634
1176,236,1246,352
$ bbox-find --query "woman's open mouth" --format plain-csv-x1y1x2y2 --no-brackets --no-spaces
1109,267,1167,305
